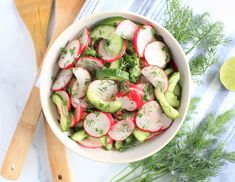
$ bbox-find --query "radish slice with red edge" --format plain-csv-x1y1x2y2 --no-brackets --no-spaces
89,80,118,101
129,84,144,96
55,91,71,111
79,28,91,53
106,135,113,144
58,40,81,69
136,83,154,102
98,40,126,62
108,119,135,141
144,41,170,68
135,101,163,132
78,136,103,148
116,93,137,111
71,67,91,99
116,20,138,40
75,56,104,72
128,89,144,109
52,69,73,91
133,25,155,57
71,105,84,127
83,112,112,137
160,114,173,130
141,66,168,93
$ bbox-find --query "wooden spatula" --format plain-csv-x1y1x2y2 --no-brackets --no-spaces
1,0,84,180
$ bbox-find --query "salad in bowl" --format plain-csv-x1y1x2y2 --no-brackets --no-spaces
40,11,190,162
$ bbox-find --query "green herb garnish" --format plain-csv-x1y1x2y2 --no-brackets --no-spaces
111,98,235,182
164,0,230,78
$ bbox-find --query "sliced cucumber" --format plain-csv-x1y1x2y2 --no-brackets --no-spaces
168,72,180,92
154,89,179,119
174,83,181,97
115,141,123,150
164,67,174,76
83,47,96,57
109,60,121,69
60,113,72,132
87,91,122,113
71,130,88,142
165,91,180,108
99,17,125,26
133,129,151,143
91,25,123,57
100,136,113,150
96,69,129,81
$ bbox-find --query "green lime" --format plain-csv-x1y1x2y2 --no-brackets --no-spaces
220,57,235,91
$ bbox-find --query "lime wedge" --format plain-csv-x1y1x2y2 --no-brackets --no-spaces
220,57,235,91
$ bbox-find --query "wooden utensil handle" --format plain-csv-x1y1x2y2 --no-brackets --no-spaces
44,121,71,182
1,86,41,180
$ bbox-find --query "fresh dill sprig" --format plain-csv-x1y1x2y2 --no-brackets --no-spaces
117,135,138,152
164,0,230,77
111,100,235,182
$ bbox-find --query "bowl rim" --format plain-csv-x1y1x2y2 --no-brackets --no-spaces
40,11,192,163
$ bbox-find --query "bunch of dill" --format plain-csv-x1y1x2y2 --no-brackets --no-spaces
110,98,235,182
163,0,230,76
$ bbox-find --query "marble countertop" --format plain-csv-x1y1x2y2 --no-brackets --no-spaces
0,0,235,182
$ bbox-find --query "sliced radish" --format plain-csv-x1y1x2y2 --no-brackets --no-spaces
69,113,76,128
104,113,115,126
79,28,91,53
133,25,155,57
71,105,84,127
75,56,104,72
108,119,135,141
52,69,73,91
141,66,168,93
88,80,118,101
116,20,138,40
55,91,71,111
106,135,113,144
71,96,92,109
128,89,144,109
116,93,137,111
129,84,144,96
71,67,91,100
83,112,112,137
144,41,170,68
78,136,103,148
98,40,126,62
160,114,173,130
140,57,149,67
135,101,163,132
136,83,154,102
58,40,81,69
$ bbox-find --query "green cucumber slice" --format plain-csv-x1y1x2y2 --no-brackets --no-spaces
174,83,181,97
154,89,179,119
168,72,180,92
165,91,180,108
133,129,151,143
91,25,123,57
164,67,174,76
109,60,121,69
99,17,125,26
87,91,122,113
96,69,129,81
71,130,88,142
114,141,123,150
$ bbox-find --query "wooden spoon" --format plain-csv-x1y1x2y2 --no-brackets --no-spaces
1,0,84,180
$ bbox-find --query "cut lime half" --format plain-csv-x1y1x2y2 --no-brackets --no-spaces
220,57,235,91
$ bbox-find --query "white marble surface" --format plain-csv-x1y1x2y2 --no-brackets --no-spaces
0,0,235,182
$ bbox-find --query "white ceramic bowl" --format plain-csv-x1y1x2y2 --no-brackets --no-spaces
40,11,191,163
